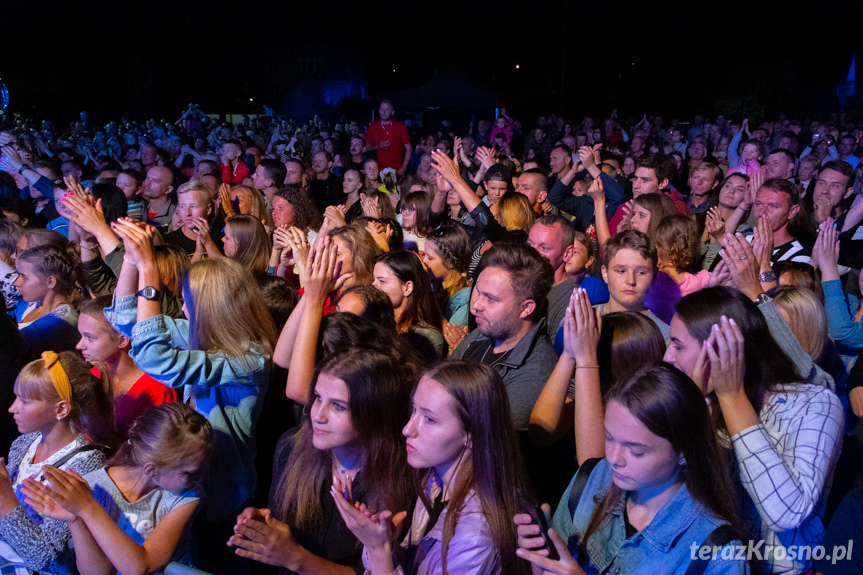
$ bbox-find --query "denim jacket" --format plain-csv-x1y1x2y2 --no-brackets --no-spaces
105,294,269,521
552,459,748,575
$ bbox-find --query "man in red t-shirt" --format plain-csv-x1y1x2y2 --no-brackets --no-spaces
365,100,413,175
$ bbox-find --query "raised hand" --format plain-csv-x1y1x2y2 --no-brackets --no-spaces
750,215,774,270
705,316,746,398
111,218,157,267
562,288,601,366
219,184,235,216
430,149,462,186
31,466,96,518
227,508,304,569
577,146,596,170
705,207,725,240
360,194,380,219
587,176,605,205
323,205,347,229
20,478,78,522
812,218,840,281
720,232,761,300
813,196,834,224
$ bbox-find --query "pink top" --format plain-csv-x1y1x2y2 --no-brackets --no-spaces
677,270,711,296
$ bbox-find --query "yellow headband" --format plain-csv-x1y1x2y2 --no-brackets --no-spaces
41,351,72,403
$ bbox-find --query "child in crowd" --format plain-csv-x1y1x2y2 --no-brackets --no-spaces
13,244,80,358
22,402,213,575
105,217,276,574
0,351,114,574
76,295,177,437
116,168,145,220
423,223,473,327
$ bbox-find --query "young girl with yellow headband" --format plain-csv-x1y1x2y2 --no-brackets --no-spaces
0,351,114,575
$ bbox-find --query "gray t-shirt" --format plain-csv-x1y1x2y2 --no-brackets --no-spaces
83,468,201,554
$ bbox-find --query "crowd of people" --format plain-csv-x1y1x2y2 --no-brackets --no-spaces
1,99,863,575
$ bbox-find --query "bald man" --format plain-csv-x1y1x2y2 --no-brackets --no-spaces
142,165,176,231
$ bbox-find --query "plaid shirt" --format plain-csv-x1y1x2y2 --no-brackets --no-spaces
733,383,843,575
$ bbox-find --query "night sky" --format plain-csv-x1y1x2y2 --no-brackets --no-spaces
2,0,862,124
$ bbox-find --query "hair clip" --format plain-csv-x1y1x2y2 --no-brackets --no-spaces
90,365,101,379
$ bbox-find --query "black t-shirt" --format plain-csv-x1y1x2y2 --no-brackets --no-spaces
269,430,366,575
163,227,223,258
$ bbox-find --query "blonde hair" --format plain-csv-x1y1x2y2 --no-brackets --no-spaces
327,225,382,286
233,185,273,228
176,180,212,210
155,244,190,299
186,258,277,361
226,215,271,271
769,285,827,361
14,351,116,448
108,402,213,471
655,214,700,271
497,192,535,232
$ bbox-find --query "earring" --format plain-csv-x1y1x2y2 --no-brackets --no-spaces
679,456,687,466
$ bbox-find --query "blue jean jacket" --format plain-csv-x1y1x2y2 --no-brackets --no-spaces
552,459,748,575
105,294,269,521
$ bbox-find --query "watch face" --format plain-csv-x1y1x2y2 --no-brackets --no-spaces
139,286,158,300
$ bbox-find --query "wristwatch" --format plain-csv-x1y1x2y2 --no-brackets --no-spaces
136,286,162,301
758,270,777,283
754,293,772,306
18,164,31,174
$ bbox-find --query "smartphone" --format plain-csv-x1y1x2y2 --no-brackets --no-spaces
531,503,560,561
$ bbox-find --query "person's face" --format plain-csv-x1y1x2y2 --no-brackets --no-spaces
13,260,48,303
814,168,852,209
223,143,241,161
741,143,760,163
310,140,323,156
403,376,470,478
688,143,706,161
623,157,635,176
528,223,568,271
116,173,140,200
422,241,451,280
361,160,380,183
601,248,654,311
839,137,856,156
331,235,354,275
603,400,681,494
470,266,525,341
689,170,715,196
313,152,330,176
142,168,172,200
664,314,706,391
534,128,545,143
379,102,395,121
718,175,748,208
419,154,431,172
323,140,334,155
350,138,364,155
629,204,651,234
155,460,204,495
343,171,362,195
141,145,157,166
61,162,81,181
564,240,592,275
284,162,303,185
516,174,543,206
54,188,73,219
485,180,508,205
765,153,792,180
252,165,270,190
76,313,122,363
178,192,211,230
222,223,238,257
549,148,570,174
753,188,798,232
632,167,661,197
310,372,358,452
9,393,61,435
271,196,294,228
798,161,817,182
630,136,645,153
670,129,683,143
373,261,410,310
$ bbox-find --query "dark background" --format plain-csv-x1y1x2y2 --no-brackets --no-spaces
2,0,862,124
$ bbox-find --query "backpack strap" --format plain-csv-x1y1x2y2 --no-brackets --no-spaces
36,444,104,481
684,524,738,575
567,458,602,518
